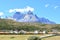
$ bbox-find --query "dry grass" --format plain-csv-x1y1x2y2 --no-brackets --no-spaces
0,35,41,40
0,35,60,40
43,36,60,40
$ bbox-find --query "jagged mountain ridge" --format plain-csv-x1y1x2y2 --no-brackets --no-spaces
13,11,56,24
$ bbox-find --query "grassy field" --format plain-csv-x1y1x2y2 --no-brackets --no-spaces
0,35,42,40
0,35,60,40
43,36,60,40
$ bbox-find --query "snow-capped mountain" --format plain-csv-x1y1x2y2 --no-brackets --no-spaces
12,11,56,24
18,11,39,22
39,18,56,24
13,12,25,20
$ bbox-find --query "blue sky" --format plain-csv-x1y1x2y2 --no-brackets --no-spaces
0,0,60,24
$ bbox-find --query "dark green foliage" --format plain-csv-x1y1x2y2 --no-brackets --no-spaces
41,24,46,26
18,25,40,31
28,36,41,40
51,26,60,31
0,19,60,32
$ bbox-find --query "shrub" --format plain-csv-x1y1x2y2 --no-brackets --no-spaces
27,36,41,40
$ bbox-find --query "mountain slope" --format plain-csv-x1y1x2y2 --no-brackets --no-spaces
0,19,59,31
39,18,56,24
12,11,56,24
18,11,39,22
13,12,25,20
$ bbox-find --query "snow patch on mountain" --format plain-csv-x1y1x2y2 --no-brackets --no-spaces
12,11,56,24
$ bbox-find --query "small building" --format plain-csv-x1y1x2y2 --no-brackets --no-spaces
13,30,19,34
19,30,26,34
34,30,38,34
9,30,14,33
43,30,46,34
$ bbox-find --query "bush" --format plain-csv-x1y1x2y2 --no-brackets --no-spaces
27,36,41,40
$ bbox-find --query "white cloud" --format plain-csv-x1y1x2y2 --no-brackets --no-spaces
25,6,34,12
54,6,59,9
0,17,4,19
9,9,15,13
0,12,4,16
45,4,49,8
9,6,34,13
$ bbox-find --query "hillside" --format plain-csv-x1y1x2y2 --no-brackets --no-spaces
0,19,59,32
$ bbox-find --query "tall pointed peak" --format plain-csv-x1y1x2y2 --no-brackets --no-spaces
27,10,33,15
15,12,21,14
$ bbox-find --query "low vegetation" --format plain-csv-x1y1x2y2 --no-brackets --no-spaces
0,19,60,32
28,36,41,40
0,35,59,40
